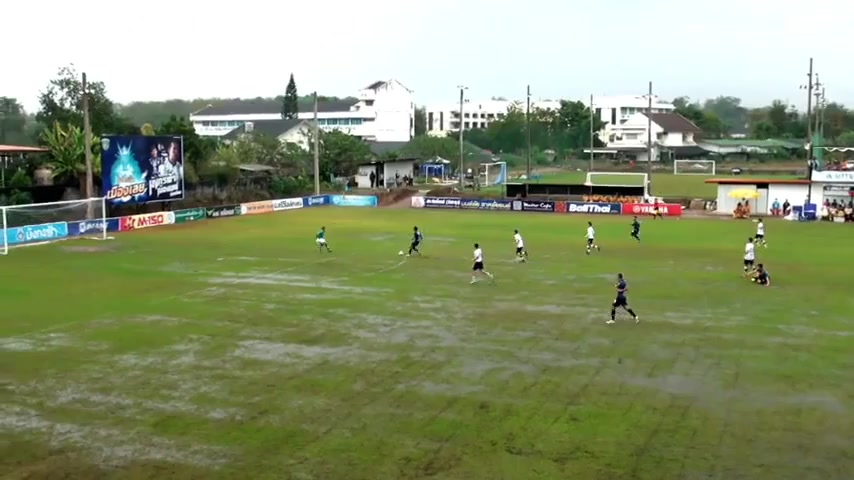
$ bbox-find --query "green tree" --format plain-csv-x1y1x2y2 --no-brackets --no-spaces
401,135,458,160
282,74,299,119
316,130,372,179
414,107,427,136
836,131,854,147
158,115,216,184
703,96,748,134
0,97,28,144
673,97,727,138
36,65,136,136
140,123,156,136
39,122,101,195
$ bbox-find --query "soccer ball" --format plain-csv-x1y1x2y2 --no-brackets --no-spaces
398,251,404,256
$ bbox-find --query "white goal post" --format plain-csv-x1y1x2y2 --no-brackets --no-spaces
674,159,716,175
584,171,650,198
0,197,110,255
480,162,507,186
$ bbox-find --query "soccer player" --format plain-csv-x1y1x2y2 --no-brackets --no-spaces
408,226,422,256
471,243,494,284
752,263,771,286
585,222,600,255
630,216,641,242
315,226,331,253
755,218,767,247
652,201,663,219
513,229,528,262
608,273,639,324
743,237,755,274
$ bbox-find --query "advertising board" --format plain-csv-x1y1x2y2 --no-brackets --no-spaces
174,208,206,223
620,203,683,216
119,211,176,231
423,197,461,209
302,195,330,207
67,218,120,236
100,135,184,205
329,195,378,207
459,199,512,210
517,200,555,212
240,201,273,216
6,222,69,246
564,202,621,214
206,205,242,219
272,198,304,211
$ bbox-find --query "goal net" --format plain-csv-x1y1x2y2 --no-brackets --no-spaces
480,162,507,186
1,197,109,255
674,160,716,175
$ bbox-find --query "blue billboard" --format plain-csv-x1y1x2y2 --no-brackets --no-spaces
423,197,461,209
6,222,69,246
67,218,121,237
100,135,185,205
459,199,512,210
303,195,330,207
329,195,377,207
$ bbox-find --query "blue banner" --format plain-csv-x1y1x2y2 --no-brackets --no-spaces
67,218,120,237
329,195,377,207
302,195,330,207
6,222,69,246
565,202,621,214
459,199,512,211
100,135,185,206
516,200,555,212
423,197,461,209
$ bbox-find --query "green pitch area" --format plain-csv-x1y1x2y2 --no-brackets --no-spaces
1,209,851,479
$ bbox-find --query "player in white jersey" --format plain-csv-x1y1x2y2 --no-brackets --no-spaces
585,221,600,255
513,229,528,262
743,237,756,274
754,218,767,247
471,243,494,284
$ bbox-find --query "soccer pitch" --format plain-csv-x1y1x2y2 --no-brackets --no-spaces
1,208,851,479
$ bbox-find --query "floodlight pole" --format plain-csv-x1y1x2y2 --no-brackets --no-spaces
526,85,531,178
805,58,814,159
589,93,594,171
646,81,653,194
312,91,320,195
457,85,467,188
82,72,94,219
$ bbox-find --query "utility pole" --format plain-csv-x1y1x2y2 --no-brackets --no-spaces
646,81,653,193
818,86,826,141
457,86,466,189
82,72,94,219
812,75,823,138
589,94,594,171
526,85,532,178
312,91,320,195
803,58,814,159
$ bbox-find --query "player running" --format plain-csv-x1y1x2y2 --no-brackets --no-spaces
751,263,771,286
407,226,422,257
471,243,494,284
754,218,767,247
513,229,528,262
585,222,600,255
630,216,641,243
608,273,639,324
315,226,331,253
743,237,755,274
651,201,663,219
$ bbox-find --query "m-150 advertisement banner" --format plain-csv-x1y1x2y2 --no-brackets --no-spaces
240,200,273,216
206,205,242,219
513,200,555,213
174,208,206,224
564,202,622,214
302,195,330,208
459,199,512,210
423,197,461,209
6,222,69,246
272,198,304,211
67,218,121,237
119,211,176,231
100,135,184,205
620,203,683,216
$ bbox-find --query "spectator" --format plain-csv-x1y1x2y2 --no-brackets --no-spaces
771,198,781,216
782,199,791,215
369,171,376,189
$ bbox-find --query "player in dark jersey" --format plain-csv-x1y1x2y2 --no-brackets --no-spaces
752,263,771,286
408,226,422,256
630,216,641,242
608,273,639,324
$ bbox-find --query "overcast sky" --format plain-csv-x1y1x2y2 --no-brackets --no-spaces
6,0,852,113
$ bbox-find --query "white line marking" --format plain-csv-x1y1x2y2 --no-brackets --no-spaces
363,259,407,276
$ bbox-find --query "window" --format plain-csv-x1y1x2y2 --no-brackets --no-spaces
464,113,470,118
440,112,444,130
610,109,617,125
365,100,374,106
351,118,363,126
464,122,470,129
428,112,434,130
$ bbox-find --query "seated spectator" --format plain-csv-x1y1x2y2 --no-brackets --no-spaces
734,202,747,219
771,198,781,216
845,203,853,222
782,199,791,216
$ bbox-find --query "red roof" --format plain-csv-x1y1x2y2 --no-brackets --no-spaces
0,145,49,154
704,178,810,185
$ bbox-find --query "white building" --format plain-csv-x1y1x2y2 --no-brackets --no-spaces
589,112,703,162
424,99,560,137
190,80,415,142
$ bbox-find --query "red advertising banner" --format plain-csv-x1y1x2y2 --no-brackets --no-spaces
119,211,176,231
620,203,683,216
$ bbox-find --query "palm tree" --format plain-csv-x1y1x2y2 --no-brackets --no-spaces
39,122,101,196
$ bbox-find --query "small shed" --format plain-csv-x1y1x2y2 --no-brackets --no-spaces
809,170,854,206
704,178,811,215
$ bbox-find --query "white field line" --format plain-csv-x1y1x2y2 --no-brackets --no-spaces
5,257,335,339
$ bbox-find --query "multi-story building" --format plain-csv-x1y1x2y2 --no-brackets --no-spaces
594,112,703,162
189,79,415,142
424,99,560,137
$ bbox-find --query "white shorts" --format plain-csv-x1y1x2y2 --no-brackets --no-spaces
316,238,326,245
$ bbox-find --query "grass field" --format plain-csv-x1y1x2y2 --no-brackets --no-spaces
1,208,852,479
512,172,802,199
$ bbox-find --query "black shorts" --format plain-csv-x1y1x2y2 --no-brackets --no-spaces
744,259,755,267
472,261,484,271
587,238,594,246
755,234,764,240
612,296,627,308
411,240,420,248
631,229,639,236
516,246,524,255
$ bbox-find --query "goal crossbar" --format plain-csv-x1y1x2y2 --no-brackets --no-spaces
584,171,650,197
673,159,716,176
1,197,110,255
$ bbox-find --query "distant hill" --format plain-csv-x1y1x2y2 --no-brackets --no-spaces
116,96,358,127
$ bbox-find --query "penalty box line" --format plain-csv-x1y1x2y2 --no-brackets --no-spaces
5,257,336,340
